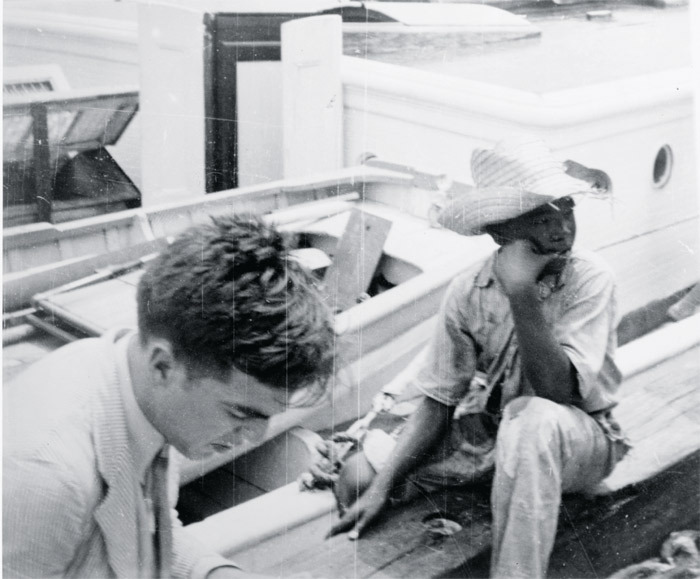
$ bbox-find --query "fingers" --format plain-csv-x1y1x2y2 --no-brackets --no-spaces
302,442,339,489
314,439,332,457
348,515,370,541
326,509,358,538
308,463,337,484
325,493,386,541
329,507,372,541
312,441,341,474
345,507,380,539
315,438,351,467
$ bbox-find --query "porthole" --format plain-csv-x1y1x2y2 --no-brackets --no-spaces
652,145,673,189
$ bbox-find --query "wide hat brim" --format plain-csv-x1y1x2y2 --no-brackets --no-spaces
438,139,600,236
437,183,588,237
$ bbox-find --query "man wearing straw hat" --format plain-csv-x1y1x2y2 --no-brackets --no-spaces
319,138,629,578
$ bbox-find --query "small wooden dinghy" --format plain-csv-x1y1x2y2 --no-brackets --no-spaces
3,163,496,484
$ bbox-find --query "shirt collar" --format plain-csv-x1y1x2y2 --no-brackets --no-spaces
474,253,497,288
114,330,165,484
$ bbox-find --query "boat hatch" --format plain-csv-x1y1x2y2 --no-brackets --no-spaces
3,85,140,227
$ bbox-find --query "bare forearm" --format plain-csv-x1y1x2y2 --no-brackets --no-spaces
508,286,577,404
370,396,452,496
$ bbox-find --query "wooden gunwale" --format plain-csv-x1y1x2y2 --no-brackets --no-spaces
2,166,416,312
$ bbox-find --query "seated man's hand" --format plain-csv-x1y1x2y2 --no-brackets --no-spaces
326,483,390,541
495,239,553,295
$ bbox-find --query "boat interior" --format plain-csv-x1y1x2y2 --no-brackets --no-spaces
3,162,497,483
2,1,698,576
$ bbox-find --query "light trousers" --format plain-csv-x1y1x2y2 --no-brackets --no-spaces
490,396,615,579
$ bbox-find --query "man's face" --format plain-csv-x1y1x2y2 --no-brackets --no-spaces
500,196,576,255
157,366,288,459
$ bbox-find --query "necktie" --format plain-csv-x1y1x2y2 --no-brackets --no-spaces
151,446,172,579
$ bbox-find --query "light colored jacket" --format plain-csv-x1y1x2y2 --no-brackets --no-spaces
3,332,229,578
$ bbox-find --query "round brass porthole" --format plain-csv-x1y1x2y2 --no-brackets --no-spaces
653,145,673,188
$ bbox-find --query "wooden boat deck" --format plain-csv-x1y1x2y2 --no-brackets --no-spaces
235,341,700,578
264,450,699,579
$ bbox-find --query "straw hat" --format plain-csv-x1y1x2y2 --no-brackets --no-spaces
438,138,601,236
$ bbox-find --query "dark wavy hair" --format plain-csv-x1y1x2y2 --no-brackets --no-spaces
137,214,336,403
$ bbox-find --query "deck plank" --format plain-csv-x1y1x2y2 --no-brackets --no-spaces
273,451,699,579
601,345,700,492
37,276,139,334
270,345,699,578
546,452,700,579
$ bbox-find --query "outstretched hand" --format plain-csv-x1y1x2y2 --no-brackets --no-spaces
327,485,390,541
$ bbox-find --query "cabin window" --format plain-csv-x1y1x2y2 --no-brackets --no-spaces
652,145,673,189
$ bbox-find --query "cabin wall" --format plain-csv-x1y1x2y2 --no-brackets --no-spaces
341,58,698,315
565,113,697,315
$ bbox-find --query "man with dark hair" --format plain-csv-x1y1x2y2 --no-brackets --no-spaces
4,215,335,578
314,139,629,578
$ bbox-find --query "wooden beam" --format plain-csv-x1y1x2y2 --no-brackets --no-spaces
31,102,52,223
322,208,392,313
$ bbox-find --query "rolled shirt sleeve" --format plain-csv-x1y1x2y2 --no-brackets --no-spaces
555,251,622,413
412,271,480,407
